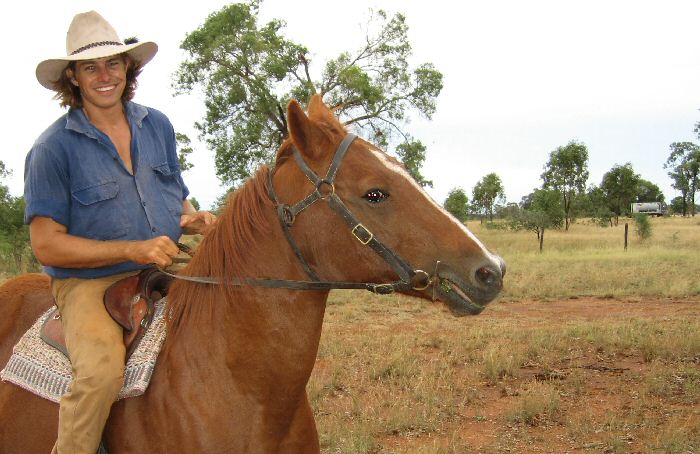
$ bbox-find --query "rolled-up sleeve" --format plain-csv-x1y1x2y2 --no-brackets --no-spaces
24,143,70,226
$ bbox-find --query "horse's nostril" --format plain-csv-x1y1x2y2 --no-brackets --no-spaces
475,266,496,286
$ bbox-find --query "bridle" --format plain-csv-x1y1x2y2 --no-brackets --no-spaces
161,133,435,295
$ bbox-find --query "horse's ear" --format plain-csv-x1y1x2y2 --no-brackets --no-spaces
306,94,332,121
287,99,322,159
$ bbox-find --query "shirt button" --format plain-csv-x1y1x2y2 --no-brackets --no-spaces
151,227,156,232
142,201,146,206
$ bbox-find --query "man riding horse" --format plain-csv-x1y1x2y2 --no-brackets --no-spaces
26,11,215,453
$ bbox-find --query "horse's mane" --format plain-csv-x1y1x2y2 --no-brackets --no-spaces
166,164,275,334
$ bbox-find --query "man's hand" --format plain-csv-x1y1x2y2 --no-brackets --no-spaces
125,236,180,268
180,211,217,235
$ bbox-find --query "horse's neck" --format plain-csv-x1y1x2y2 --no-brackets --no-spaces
165,208,329,393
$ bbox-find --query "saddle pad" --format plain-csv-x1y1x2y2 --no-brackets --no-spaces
0,297,167,403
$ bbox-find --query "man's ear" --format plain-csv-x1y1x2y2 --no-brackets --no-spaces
65,68,78,86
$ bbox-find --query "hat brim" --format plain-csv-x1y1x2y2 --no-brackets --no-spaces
36,41,158,90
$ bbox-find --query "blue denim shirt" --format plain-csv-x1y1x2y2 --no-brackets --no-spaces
24,102,190,279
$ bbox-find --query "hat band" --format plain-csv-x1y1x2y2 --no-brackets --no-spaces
70,40,123,56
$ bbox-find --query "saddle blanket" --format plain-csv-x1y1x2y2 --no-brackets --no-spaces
0,297,167,403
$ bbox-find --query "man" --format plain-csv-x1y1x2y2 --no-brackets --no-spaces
25,11,216,454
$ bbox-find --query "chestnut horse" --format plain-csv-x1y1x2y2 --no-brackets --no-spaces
0,96,504,453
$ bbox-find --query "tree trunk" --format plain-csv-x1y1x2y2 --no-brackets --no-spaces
539,228,544,252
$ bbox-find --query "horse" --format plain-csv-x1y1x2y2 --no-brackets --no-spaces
0,95,504,453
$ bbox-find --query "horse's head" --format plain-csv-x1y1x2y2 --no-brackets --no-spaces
271,95,505,315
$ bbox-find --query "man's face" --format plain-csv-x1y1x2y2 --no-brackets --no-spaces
67,55,128,111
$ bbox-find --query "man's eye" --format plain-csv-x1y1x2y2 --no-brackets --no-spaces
363,189,389,204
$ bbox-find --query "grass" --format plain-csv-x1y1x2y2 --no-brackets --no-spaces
2,216,698,452
472,216,700,299
309,216,700,453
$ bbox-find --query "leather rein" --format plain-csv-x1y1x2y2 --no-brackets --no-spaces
160,133,435,295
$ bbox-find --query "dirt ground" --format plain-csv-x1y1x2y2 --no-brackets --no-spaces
454,298,699,453
332,297,700,454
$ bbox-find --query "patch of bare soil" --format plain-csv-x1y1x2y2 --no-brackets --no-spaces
376,297,700,453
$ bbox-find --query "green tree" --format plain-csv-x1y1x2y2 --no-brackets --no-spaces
634,178,665,204
583,185,615,227
174,1,442,188
664,142,700,216
175,132,194,172
396,141,432,187
0,162,34,273
541,140,589,230
600,163,640,224
472,173,505,222
510,189,564,252
443,188,469,222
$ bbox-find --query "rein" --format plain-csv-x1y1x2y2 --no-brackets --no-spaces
160,134,435,295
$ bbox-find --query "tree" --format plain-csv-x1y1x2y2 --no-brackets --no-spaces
510,189,564,252
600,163,640,224
0,162,34,272
174,1,443,188
175,132,194,172
583,185,616,227
443,188,469,222
472,173,505,222
395,141,432,187
541,140,589,230
664,142,700,216
634,178,665,204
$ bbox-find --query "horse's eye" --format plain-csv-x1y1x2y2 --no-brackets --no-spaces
363,189,389,204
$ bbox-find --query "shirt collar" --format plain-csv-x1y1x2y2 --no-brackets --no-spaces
65,101,149,135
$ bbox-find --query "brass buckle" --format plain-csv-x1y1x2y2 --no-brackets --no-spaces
352,224,373,245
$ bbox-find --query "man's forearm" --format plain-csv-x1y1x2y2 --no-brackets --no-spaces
31,231,137,268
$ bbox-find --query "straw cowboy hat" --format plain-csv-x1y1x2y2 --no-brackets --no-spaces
36,11,158,90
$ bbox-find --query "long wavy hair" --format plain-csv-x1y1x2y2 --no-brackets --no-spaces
51,53,143,109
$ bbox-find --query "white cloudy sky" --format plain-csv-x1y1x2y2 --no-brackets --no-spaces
2,0,699,210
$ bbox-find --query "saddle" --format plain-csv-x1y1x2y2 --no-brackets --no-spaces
40,269,173,360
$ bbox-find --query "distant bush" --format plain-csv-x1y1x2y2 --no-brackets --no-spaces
633,213,653,241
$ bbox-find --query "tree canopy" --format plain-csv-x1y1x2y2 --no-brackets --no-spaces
510,188,564,252
541,140,589,230
600,163,641,223
472,173,505,222
443,188,469,222
664,141,700,216
174,1,442,188
0,161,33,272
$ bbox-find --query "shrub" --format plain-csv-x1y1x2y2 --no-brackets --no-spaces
633,213,652,241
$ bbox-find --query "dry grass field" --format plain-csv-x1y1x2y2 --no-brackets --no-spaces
311,217,700,453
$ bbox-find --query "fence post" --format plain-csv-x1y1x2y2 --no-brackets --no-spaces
624,223,628,251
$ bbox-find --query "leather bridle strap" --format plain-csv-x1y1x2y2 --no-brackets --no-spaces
161,133,434,295
268,133,429,289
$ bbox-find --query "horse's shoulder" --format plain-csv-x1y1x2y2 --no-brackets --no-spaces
0,273,50,292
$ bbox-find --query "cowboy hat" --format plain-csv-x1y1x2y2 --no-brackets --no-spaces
36,11,157,90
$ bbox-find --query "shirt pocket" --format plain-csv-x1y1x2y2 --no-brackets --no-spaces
152,163,183,217
71,181,129,239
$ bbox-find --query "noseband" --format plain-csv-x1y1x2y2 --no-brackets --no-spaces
162,134,434,295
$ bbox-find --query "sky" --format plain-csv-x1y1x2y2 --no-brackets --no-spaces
2,0,699,210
